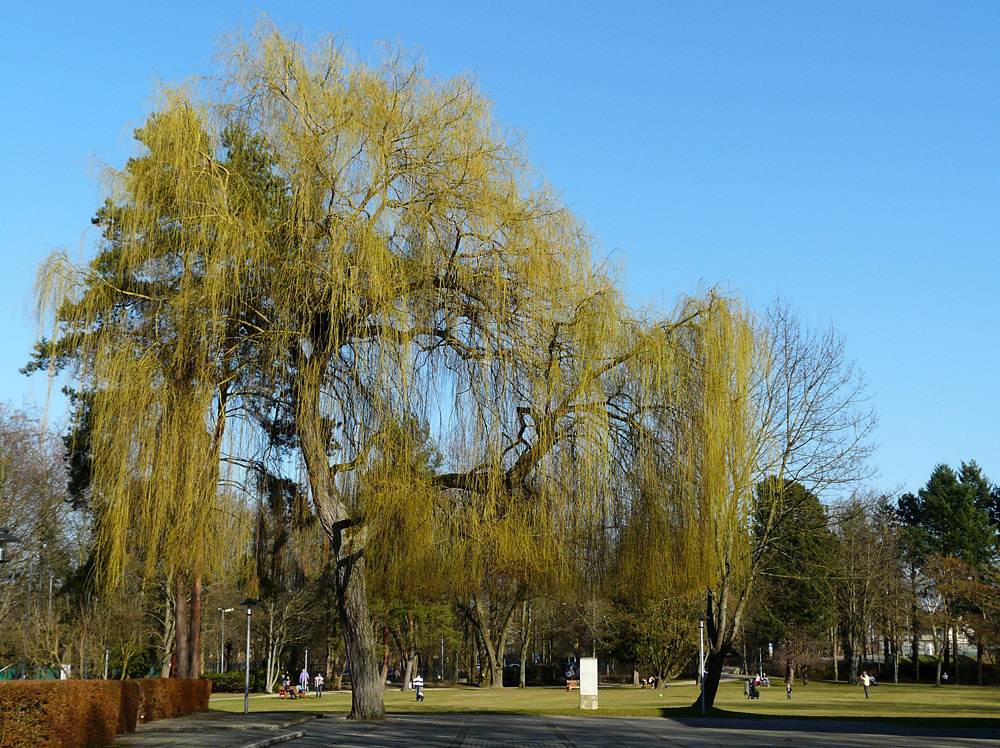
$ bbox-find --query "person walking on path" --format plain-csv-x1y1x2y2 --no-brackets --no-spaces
314,672,324,698
299,668,310,695
861,671,871,699
786,681,792,699
412,672,425,701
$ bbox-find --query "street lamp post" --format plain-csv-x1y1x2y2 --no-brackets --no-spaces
305,647,309,674
239,599,258,715
217,608,233,673
698,614,706,716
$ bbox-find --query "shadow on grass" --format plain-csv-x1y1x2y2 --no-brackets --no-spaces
655,706,1000,734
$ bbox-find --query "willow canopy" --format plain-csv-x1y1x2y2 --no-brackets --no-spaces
37,22,873,717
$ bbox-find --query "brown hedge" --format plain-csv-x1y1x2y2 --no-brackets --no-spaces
0,678,211,748
135,677,211,722
118,681,141,734
0,680,122,748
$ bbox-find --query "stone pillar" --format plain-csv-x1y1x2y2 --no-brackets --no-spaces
580,657,598,710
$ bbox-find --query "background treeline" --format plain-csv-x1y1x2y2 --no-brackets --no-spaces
3,400,998,692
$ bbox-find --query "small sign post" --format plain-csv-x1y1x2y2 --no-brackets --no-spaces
580,657,598,710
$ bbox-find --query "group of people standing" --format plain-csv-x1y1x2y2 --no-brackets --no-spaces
280,668,325,698
741,670,875,701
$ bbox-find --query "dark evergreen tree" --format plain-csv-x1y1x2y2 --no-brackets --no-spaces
960,461,1000,542
898,464,995,567
898,463,997,684
751,478,836,683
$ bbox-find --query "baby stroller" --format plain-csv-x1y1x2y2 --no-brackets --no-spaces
747,679,760,700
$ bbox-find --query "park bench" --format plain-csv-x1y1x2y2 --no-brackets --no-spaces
566,679,579,691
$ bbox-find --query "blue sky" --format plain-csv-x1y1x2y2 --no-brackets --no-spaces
2,2,997,495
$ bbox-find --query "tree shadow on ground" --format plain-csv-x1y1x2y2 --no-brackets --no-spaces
656,706,1000,736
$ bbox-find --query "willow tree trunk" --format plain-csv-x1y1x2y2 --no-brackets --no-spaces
479,628,503,688
402,650,415,691
296,357,384,720
701,649,727,706
188,574,202,677
468,632,477,685
379,623,390,689
174,575,189,678
518,601,530,689
310,498,381,716
467,595,515,688
334,555,382,717
160,593,175,678
695,584,751,709
403,614,416,690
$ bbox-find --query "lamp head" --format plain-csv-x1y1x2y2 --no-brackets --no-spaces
239,598,258,615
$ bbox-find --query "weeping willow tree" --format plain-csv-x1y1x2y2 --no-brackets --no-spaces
600,296,755,693
37,21,874,717
37,22,671,716
674,297,763,707
34,110,256,677
610,294,875,709
199,25,715,709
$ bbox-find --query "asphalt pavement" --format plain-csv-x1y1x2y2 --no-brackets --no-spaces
109,711,1000,748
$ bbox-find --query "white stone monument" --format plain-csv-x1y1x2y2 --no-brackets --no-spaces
579,657,598,710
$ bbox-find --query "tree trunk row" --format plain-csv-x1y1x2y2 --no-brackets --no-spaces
171,572,202,678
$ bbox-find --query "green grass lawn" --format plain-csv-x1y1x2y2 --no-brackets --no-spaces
209,679,1000,725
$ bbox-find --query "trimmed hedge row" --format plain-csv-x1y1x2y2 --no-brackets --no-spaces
136,677,211,723
0,678,211,748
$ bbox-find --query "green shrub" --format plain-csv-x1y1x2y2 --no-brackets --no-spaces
203,669,266,693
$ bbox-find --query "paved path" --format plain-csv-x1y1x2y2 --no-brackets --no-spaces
287,714,1000,748
111,712,312,748
111,712,1000,748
